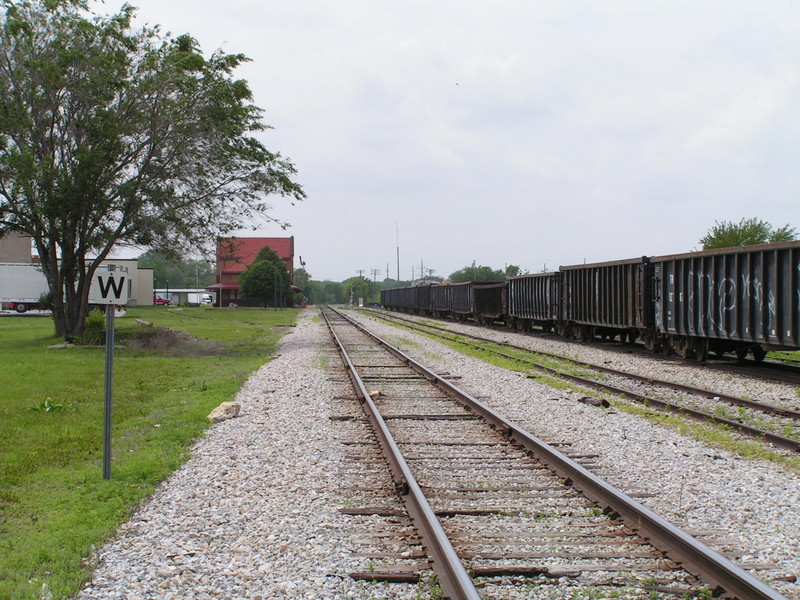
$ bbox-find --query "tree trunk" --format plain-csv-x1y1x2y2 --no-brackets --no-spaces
39,244,96,341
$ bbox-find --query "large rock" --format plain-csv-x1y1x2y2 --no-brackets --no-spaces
207,402,240,423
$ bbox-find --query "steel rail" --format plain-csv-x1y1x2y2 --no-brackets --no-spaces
338,307,789,600
370,310,800,419
369,308,800,402
368,310,800,452
321,309,481,600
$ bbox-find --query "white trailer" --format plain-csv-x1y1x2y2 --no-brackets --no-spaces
0,263,50,312
186,292,213,305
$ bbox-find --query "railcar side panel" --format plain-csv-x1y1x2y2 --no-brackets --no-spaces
431,284,450,314
653,241,800,349
414,284,432,313
507,273,560,322
560,257,649,329
401,286,415,310
473,283,506,320
450,281,474,315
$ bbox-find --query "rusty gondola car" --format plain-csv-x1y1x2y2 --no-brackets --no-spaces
558,257,651,344
379,241,800,361
473,282,506,326
506,272,561,332
650,241,800,360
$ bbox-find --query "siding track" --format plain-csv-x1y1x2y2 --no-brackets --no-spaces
366,309,800,454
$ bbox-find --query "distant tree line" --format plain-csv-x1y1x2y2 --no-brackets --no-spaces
449,262,521,283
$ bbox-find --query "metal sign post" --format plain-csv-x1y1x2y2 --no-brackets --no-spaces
103,304,115,480
88,265,129,480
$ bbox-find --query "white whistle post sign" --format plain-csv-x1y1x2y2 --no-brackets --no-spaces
90,264,128,479
89,264,129,304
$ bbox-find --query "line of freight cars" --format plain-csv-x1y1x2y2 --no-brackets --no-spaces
380,241,800,362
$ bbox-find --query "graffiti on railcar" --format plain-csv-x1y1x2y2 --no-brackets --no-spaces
677,268,778,340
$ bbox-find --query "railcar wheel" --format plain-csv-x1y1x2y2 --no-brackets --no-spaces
751,346,767,362
672,336,692,359
642,330,661,353
693,338,709,362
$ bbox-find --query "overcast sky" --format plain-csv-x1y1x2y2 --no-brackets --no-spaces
102,0,800,282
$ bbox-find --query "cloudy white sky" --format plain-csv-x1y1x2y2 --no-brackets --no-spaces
102,0,799,282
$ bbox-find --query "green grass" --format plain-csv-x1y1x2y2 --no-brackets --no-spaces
615,402,800,473
0,306,299,600
767,349,800,364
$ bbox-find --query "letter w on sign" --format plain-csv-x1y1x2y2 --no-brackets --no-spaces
98,275,125,299
89,265,129,304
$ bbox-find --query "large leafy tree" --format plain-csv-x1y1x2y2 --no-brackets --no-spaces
699,218,796,250
239,261,281,307
343,276,374,304
0,1,304,338
319,280,344,304
239,246,291,307
449,261,506,283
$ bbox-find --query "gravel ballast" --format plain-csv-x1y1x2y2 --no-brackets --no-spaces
78,309,800,599
78,312,423,600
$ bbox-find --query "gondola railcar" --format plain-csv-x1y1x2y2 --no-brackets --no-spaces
650,241,800,360
506,272,560,332
558,256,651,343
379,241,800,361
473,282,506,326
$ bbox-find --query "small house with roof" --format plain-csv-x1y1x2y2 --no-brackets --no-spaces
206,236,294,306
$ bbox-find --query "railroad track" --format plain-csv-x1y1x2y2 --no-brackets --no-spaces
321,306,789,600
701,358,800,388
538,324,800,388
363,308,800,454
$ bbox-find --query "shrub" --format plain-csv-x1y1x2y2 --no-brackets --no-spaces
38,291,54,311
81,309,107,345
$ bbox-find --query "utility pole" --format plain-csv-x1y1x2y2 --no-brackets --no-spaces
370,268,380,282
396,222,400,282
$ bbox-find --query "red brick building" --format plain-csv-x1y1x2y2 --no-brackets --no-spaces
207,236,294,306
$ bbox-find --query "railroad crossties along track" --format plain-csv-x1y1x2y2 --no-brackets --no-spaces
323,307,795,600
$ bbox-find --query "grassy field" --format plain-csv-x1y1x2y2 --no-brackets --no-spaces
0,306,300,600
